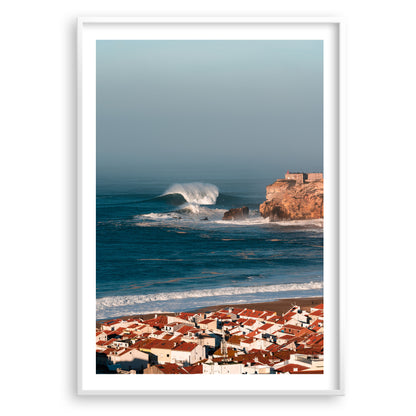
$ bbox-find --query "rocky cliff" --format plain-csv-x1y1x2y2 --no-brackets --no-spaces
259,179,323,221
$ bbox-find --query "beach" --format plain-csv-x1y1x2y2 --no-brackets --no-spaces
193,296,323,316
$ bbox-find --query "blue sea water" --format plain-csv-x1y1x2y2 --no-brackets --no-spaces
96,180,323,319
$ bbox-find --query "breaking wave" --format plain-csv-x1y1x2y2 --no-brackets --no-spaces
97,281,323,313
161,182,219,205
276,219,323,228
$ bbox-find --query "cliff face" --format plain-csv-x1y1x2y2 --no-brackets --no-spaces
259,179,323,221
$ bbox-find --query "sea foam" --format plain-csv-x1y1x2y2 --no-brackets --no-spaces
96,281,323,312
162,182,219,205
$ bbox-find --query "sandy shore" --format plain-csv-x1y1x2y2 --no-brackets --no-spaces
192,296,323,316
97,296,323,326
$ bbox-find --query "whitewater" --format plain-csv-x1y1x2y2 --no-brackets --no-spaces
96,281,323,319
96,181,324,319
162,182,219,205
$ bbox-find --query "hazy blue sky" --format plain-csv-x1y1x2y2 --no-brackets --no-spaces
96,40,323,185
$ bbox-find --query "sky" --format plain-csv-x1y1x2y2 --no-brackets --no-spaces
96,40,323,186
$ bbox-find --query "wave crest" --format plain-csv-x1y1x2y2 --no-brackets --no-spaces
96,281,323,311
162,182,219,205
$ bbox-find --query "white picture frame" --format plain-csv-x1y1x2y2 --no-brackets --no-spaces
78,17,345,395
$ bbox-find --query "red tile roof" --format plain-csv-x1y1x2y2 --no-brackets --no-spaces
177,312,197,320
306,334,324,347
154,363,189,374
222,322,237,327
266,315,282,323
297,328,314,337
199,319,216,325
239,309,265,319
298,369,324,374
104,319,122,326
280,334,295,340
276,364,310,374
281,324,304,334
241,338,257,344
246,330,261,338
308,321,322,331
176,325,195,335
258,323,273,331
208,313,231,321
135,339,175,350
227,335,243,345
143,315,168,328
173,342,198,352
186,364,203,374
169,336,184,343
262,310,277,317
266,344,280,353
242,319,257,327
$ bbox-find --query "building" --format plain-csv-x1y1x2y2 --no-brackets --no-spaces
96,331,107,342
198,318,217,331
105,348,150,373
144,363,189,374
148,340,175,364
285,171,323,184
274,353,323,374
96,302,324,375
171,342,205,366
243,364,274,374
202,361,244,374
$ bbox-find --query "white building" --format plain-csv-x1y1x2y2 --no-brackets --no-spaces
112,339,130,349
243,364,273,374
106,348,149,373
202,361,244,374
167,315,195,325
274,353,324,372
96,331,107,342
171,343,205,366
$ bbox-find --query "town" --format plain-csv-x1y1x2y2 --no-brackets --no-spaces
96,303,324,374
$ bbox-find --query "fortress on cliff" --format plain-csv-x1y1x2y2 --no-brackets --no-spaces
284,171,323,185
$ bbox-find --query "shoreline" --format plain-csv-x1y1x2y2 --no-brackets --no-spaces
192,296,323,315
96,296,323,325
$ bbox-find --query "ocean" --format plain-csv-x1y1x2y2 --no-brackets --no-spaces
96,180,323,320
